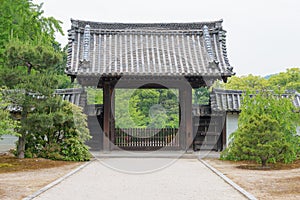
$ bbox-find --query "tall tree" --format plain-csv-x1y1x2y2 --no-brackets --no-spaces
0,0,66,158
8,73,62,158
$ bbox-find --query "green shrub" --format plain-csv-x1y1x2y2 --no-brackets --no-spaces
61,138,91,161
22,97,91,161
221,91,300,167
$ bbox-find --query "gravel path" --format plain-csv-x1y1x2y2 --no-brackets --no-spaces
34,158,247,200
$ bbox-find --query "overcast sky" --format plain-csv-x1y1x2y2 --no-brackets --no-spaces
33,0,300,76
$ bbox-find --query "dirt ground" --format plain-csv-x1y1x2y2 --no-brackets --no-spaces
204,158,300,200
1,154,300,200
0,155,82,200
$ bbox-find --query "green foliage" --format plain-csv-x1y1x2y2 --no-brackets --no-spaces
0,0,88,161
0,0,67,82
0,0,68,89
55,74,73,89
0,88,19,138
114,89,130,128
4,39,62,73
0,0,63,65
193,87,210,105
115,89,179,128
220,68,300,92
155,89,179,128
224,74,269,92
268,68,300,92
135,89,160,119
128,90,147,127
221,91,300,167
0,67,26,88
23,98,91,161
60,138,91,161
87,88,103,104
0,0,63,44
0,67,71,89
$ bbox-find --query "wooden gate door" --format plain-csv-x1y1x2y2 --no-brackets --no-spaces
113,128,181,150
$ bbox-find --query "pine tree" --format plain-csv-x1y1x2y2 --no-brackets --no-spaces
221,91,300,167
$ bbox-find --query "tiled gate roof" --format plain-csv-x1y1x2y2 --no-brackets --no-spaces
55,88,85,106
210,89,300,112
66,19,234,78
5,88,85,112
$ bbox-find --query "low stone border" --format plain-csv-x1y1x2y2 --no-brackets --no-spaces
23,160,93,200
199,159,257,200
91,151,197,159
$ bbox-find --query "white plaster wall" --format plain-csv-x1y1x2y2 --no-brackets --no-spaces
226,113,239,147
0,135,18,153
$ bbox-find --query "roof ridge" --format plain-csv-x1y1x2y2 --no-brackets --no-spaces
71,18,224,25
212,88,243,93
70,19,224,30
212,88,300,96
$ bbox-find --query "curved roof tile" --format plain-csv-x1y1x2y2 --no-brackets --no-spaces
66,19,234,78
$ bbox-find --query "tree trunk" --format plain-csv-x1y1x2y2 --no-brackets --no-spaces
27,62,32,75
17,132,26,158
261,158,267,168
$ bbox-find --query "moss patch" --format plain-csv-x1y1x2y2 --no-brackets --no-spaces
0,154,79,173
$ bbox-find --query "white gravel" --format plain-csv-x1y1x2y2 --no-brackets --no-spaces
34,158,247,200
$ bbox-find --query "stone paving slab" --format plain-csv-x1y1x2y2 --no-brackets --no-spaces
33,158,247,200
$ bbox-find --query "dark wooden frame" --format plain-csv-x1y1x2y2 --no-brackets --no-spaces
99,76,200,151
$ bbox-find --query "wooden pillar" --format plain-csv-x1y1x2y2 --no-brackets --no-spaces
103,82,112,152
110,88,115,146
185,85,193,151
179,83,193,151
222,116,227,151
179,90,185,150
